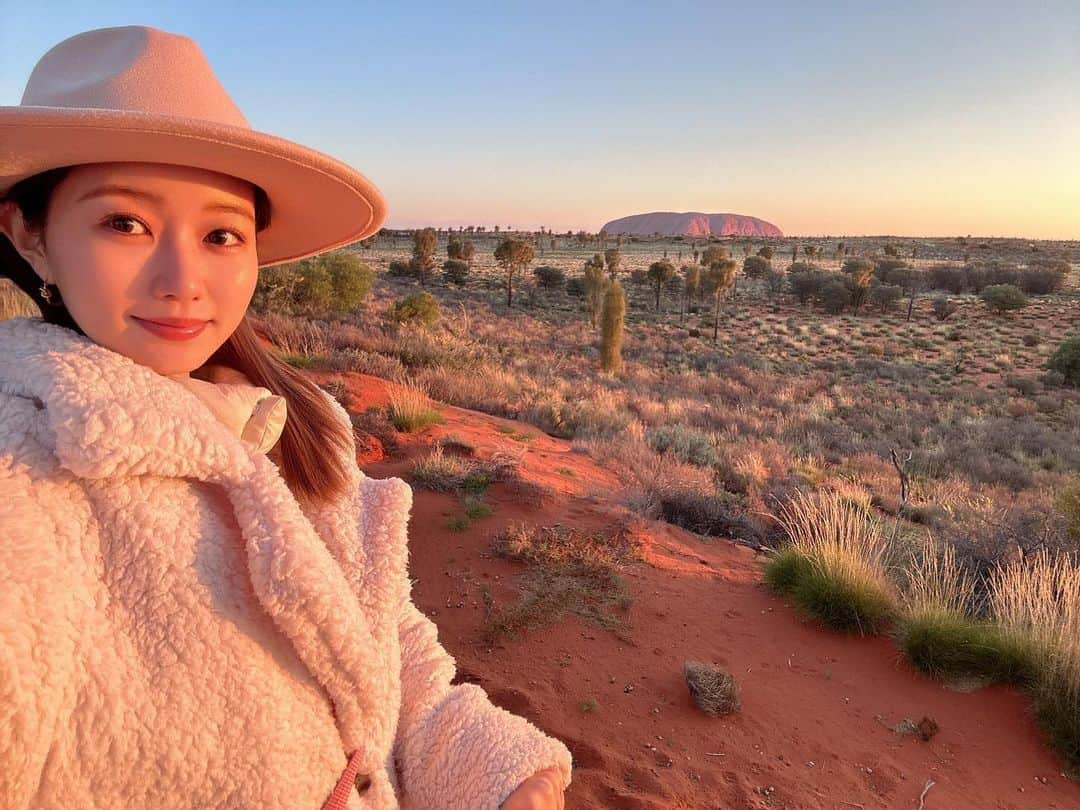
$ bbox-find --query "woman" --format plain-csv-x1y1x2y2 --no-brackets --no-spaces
0,25,570,809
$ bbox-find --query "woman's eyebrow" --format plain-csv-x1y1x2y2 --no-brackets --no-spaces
76,184,255,223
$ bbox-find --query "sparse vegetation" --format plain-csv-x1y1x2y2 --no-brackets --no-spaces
386,383,444,432
481,522,642,643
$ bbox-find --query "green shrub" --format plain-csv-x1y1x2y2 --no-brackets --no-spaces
644,424,718,467
1048,334,1080,387
388,259,417,278
979,284,1028,314
389,291,440,327
533,265,566,289
818,279,851,314
566,276,586,297
252,251,372,315
443,259,470,285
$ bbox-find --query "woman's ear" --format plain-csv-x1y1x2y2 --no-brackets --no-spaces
0,201,50,281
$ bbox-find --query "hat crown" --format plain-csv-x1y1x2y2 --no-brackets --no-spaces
20,25,249,129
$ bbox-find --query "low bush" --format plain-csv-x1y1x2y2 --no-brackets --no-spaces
442,259,470,285
389,291,440,327
644,424,718,467
979,284,1028,314
1048,334,1080,387
533,265,566,289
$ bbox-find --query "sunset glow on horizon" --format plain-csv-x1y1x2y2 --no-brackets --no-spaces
3,1,1077,239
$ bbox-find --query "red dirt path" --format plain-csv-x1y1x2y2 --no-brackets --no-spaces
309,368,1080,810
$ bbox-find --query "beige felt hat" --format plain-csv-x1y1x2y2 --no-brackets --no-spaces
0,25,387,268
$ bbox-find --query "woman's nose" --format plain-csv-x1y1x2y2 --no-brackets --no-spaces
150,234,208,302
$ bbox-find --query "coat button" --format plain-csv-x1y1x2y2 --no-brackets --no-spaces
355,772,372,794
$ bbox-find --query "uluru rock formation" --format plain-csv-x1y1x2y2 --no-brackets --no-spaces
601,211,783,238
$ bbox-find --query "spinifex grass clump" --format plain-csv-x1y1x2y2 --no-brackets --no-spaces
482,522,641,643
386,383,444,432
991,549,1080,775
764,490,896,635
895,537,1032,683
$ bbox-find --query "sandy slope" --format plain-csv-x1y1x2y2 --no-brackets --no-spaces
309,368,1080,810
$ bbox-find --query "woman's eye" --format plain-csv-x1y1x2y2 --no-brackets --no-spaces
107,215,148,235
208,229,244,247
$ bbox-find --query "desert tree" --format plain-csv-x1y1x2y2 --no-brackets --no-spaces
493,238,535,307
411,227,438,285
757,245,774,260
604,246,621,279
930,295,958,321
599,278,626,373
681,263,701,319
647,260,676,313
743,255,771,281
700,245,728,268
705,258,738,341
869,283,903,313
447,234,463,259
583,254,609,328
842,257,875,314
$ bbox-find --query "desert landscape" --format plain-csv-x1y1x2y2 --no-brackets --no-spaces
2,224,1077,808
219,226,1078,808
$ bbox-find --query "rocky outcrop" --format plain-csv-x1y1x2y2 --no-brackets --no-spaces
601,212,783,238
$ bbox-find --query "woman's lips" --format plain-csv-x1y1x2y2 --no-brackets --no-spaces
132,316,209,341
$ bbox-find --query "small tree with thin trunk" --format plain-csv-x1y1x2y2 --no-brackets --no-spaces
682,264,700,319
706,259,737,341
494,238,535,307
842,257,875,314
647,260,676,313
411,227,437,285
600,279,626,373
604,247,621,279
583,254,608,328
700,246,728,268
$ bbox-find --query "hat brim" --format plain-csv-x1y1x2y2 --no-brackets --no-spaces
0,106,387,268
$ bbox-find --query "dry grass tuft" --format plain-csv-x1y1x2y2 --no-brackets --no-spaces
991,549,1080,773
683,661,740,716
481,522,642,643
386,382,444,432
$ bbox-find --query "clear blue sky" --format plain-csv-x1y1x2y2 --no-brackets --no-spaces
2,1,1078,237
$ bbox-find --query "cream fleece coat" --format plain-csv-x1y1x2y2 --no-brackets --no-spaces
0,316,572,809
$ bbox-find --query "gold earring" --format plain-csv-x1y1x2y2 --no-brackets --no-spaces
38,280,62,307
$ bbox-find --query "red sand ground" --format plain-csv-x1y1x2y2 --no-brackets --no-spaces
309,369,1080,810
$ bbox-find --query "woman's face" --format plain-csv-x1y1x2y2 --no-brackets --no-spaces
4,162,259,376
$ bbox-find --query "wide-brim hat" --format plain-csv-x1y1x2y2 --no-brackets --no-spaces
0,25,387,268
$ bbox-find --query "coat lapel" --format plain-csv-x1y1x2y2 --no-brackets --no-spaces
0,316,398,802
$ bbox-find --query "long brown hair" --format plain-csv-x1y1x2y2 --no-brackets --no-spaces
0,166,354,505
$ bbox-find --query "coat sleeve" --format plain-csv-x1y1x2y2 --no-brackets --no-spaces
373,479,573,809
394,600,573,809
